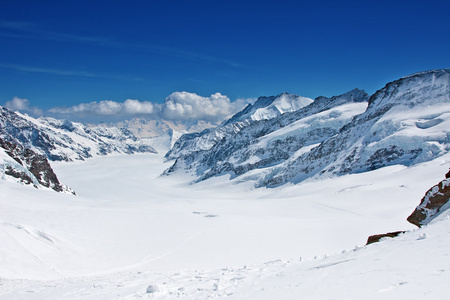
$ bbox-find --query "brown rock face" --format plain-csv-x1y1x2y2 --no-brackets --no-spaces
366,231,405,245
407,178,450,227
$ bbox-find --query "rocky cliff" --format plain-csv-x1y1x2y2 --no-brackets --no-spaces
407,176,450,227
0,137,75,193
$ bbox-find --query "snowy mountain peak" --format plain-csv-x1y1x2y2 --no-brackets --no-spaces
225,92,313,124
259,69,450,186
165,92,315,160
368,69,450,110
313,88,369,108
400,68,450,80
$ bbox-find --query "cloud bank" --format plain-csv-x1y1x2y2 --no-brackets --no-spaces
4,97,43,116
49,99,154,116
161,92,250,122
47,92,253,123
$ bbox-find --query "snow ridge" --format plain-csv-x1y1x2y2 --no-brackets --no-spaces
0,107,157,162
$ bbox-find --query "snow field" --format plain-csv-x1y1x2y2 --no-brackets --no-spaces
1,152,450,298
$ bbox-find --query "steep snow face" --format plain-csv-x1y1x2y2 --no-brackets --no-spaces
163,89,369,180
261,69,450,186
0,107,157,161
165,93,313,160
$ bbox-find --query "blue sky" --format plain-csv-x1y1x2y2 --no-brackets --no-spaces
1,0,449,122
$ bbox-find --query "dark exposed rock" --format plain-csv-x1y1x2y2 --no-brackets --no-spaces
1,137,75,194
5,166,35,187
366,231,405,245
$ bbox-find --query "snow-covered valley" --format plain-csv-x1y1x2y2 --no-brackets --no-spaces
1,69,450,299
1,151,450,299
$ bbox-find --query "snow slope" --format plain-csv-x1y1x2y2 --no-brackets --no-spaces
1,151,449,299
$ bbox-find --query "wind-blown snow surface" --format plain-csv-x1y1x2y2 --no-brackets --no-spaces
1,152,450,299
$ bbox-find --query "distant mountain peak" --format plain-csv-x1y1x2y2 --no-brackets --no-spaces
0,107,157,162
225,92,313,125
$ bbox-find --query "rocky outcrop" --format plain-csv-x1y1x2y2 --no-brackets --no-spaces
366,231,405,245
367,169,450,245
407,177,450,227
0,137,75,194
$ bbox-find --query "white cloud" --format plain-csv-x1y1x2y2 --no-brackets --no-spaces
123,99,154,114
4,97,43,116
160,92,253,122
49,99,154,116
47,92,254,122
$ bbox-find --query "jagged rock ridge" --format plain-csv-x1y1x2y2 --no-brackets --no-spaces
0,137,75,193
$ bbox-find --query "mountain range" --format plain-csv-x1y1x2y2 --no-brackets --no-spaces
1,69,450,192
0,107,157,162
164,69,450,187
